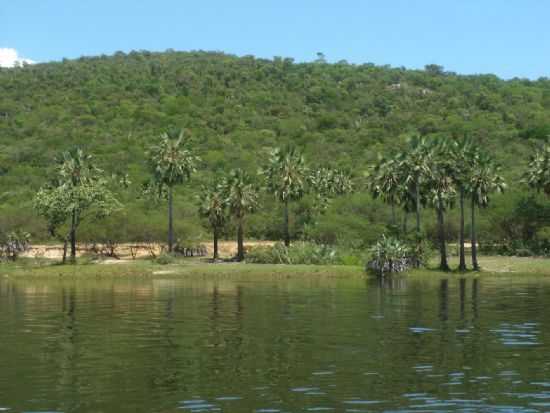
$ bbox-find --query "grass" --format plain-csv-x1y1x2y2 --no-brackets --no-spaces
3,255,550,279
0,256,365,279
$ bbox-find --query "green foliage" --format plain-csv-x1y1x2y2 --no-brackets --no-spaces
367,235,412,276
0,230,31,261
33,149,121,242
0,50,549,247
263,146,308,203
524,139,550,195
147,129,200,192
246,241,346,265
154,253,176,265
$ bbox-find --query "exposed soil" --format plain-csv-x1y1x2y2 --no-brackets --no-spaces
22,240,276,261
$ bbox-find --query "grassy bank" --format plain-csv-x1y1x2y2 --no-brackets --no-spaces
0,258,365,279
2,255,550,278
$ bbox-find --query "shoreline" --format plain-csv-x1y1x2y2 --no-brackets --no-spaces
3,255,550,278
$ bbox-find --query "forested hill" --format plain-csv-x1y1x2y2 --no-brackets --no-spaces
1,50,549,244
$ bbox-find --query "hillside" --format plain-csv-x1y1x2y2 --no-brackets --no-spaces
1,50,549,246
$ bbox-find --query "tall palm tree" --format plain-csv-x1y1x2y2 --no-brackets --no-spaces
148,129,199,252
397,136,432,235
427,139,456,271
449,137,473,272
224,169,259,261
468,152,506,270
368,156,403,227
263,146,308,247
198,182,227,260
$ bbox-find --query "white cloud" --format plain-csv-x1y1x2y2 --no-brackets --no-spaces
0,48,36,68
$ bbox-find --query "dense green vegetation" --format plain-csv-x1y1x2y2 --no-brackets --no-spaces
1,50,550,256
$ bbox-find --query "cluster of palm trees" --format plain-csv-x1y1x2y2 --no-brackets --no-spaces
151,131,353,261
368,136,506,272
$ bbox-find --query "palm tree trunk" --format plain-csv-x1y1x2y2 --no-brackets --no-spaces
437,196,449,271
458,186,466,272
237,217,244,261
70,210,77,263
471,197,479,271
213,227,219,260
62,236,68,264
415,180,421,234
284,198,290,247
168,186,174,253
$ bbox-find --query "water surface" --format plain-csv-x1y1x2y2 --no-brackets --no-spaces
1,274,550,412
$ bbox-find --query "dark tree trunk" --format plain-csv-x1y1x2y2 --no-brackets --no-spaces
284,198,290,247
62,237,68,264
236,217,244,261
403,212,408,234
458,186,466,272
213,227,219,260
437,196,450,271
471,197,479,271
415,180,421,234
70,210,77,263
168,186,174,253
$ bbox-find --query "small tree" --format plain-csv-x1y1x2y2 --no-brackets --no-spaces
198,181,227,260
224,169,259,261
34,148,121,263
263,146,308,247
148,129,200,253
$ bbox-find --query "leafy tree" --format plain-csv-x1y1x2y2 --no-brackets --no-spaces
224,169,259,261
263,146,308,246
198,181,227,260
34,149,120,263
147,129,199,252
468,151,506,270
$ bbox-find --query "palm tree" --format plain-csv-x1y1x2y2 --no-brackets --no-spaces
397,136,432,235
524,139,550,195
263,146,308,247
468,152,506,270
58,148,101,262
449,137,473,272
368,156,403,227
224,169,259,261
427,140,456,271
198,182,227,260
148,129,199,253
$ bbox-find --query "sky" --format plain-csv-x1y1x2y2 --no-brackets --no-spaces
1,0,549,79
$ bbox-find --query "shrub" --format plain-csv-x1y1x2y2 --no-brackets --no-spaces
0,230,31,262
154,253,176,265
246,242,348,265
366,235,414,276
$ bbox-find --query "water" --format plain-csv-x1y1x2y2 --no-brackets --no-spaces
1,274,550,412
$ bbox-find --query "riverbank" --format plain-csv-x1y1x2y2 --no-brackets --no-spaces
3,255,550,278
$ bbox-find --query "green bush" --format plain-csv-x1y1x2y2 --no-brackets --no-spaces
246,242,358,265
367,235,413,276
154,253,176,265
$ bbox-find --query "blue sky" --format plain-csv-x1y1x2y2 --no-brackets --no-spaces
2,0,549,79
